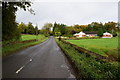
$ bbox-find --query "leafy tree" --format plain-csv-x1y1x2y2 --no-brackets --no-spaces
55,32,61,36
2,1,33,41
83,24,92,31
104,22,117,32
53,22,67,36
26,22,35,34
42,23,53,36
74,24,82,32
59,24,66,35
97,28,103,37
112,31,117,37
64,26,74,37
18,22,27,34
34,25,38,35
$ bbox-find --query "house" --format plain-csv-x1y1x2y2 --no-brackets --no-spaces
74,31,98,38
74,31,86,38
102,32,113,38
84,31,98,37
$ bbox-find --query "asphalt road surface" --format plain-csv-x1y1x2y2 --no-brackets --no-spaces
3,36,75,78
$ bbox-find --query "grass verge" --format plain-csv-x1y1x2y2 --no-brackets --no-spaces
56,39,119,79
2,35,48,57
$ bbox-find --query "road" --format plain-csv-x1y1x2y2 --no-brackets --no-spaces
2,36,75,78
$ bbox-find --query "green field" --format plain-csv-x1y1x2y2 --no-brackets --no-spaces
67,37,118,58
56,39,119,79
21,34,41,41
2,34,48,56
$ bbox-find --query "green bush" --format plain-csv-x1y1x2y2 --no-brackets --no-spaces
56,39,120,79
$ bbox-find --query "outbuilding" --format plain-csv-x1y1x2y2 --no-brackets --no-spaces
102,32,113,38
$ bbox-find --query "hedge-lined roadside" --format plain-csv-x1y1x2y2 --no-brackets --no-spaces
61,39,109,61
64,36,100,40
56,39,119,79
2,37,48,57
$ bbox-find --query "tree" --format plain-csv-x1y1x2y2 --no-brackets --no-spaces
34,25,38,35
104,22,117,32
59,24,66,35
97,28,103,37
18,22,27,34
43,23,53,36
74,24,82,32
2,1,33,41
26,22,35,34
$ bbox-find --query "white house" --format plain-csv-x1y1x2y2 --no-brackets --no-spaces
84,31,98,37
102,32,113,38
74,31,86,38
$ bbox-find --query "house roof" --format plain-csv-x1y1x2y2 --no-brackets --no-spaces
103,32,112,35
83,31,98,34
78,31,86,35
74,31,86,35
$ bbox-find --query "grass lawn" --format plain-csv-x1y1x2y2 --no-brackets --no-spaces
67,37,118,57
2,34,48,57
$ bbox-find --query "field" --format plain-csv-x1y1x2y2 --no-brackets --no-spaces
67,37,119,61
56,39,119,79
21,34,42,41
2,34,48,56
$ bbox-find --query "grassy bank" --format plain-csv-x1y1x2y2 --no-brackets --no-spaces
2,34,48,57
21,34,40,41
67,37,118,60
56,39,119,79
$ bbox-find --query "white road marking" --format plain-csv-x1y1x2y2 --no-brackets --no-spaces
15,59,33,74
30,59,33,62
16,66,24,74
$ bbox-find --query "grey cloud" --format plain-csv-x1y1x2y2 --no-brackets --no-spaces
16,2,118,29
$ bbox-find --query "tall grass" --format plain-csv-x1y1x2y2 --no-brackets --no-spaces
56,39,119,79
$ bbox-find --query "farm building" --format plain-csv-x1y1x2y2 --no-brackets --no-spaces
74,31,98,38
102,32,113,38
73,31,86,38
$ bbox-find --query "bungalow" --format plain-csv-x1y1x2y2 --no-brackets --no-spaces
102,32,113,38
73,31,86,38
74,31,98,38
84,31,98,37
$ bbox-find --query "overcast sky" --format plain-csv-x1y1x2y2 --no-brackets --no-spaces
16,0,119,29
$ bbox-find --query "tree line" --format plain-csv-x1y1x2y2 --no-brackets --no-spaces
40,22,119,37
18,22,39,35
2,1,119,42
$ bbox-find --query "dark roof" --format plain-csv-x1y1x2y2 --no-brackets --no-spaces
83,31,98,34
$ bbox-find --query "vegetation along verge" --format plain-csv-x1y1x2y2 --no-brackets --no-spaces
2,34,48,57
56,38,119,79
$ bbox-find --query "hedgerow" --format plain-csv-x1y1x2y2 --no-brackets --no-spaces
56,39,119,79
